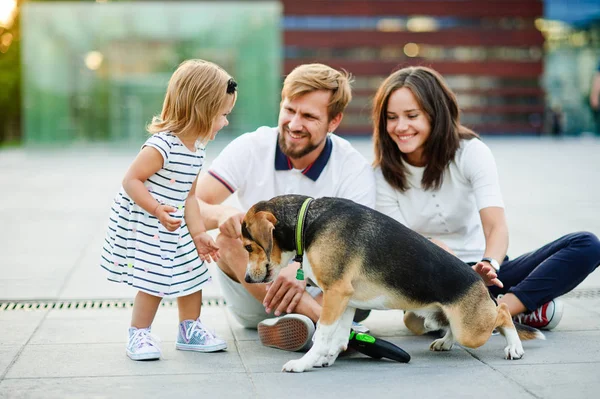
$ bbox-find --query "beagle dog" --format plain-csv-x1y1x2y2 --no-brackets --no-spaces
241,195,544,372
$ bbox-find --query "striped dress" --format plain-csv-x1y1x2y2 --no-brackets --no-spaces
100,132,210,298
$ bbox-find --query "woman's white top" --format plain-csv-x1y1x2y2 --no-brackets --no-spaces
375,138,504,263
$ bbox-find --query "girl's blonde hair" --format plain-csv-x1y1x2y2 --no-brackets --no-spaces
282,63,352,121
147,59,236,141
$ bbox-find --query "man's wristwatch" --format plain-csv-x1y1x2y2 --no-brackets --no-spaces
481,257,500,272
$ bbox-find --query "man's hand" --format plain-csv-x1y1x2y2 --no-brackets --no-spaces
472,262,503,288
193,232,220,263
218,212,245,239
263,262,306,316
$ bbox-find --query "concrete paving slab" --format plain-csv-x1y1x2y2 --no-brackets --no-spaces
0,279,61,301
33,305,234,344
569,298,600,316
30,311,131,345
251,364,535,399
550,299,600,331
0,373,257,399
0,311,47,346
496,363,600,399
225,307,261,343
0,346,20,377
5,342,243,379
464,330,600,365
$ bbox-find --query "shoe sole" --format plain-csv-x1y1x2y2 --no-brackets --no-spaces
176,342,227,352
127,350,161,360
544,300,564,330
258,315,314,352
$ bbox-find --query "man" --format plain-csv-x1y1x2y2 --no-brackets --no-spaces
192,63,375,351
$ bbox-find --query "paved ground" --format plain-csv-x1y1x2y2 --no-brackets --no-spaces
1,136,600,398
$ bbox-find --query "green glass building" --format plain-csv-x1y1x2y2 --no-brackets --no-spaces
21,1,281,144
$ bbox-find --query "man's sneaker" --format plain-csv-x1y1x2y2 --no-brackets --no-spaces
176,319,227,352
258,314,315,352
514,299,564,330
126,327,161,361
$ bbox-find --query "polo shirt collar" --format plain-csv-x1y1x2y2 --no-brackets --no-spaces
274,134,333,181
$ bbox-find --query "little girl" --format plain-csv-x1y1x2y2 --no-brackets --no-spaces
100,59,237,360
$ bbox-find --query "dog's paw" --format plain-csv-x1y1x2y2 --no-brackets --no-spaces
314,355,330,368
282,359,311,373
429,338,453,351
504,343,524,360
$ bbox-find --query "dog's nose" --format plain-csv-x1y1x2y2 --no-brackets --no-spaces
244,274,254,283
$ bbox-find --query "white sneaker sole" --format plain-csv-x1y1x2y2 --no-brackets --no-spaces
544,299,564,330
258,314,315,352
126,349,161,360
176,342,227,352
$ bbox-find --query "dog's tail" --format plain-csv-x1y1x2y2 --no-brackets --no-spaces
514,322,545,341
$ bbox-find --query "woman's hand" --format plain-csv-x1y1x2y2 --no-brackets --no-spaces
478,207,508,287
193,232,220,263
155,204,182,232
472,261,503,288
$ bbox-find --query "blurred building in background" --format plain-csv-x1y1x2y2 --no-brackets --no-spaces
283,0,545,136
2,0,600,145
542,0,600,135
20,1,280,144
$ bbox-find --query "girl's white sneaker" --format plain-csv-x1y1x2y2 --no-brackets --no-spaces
126,327,161,360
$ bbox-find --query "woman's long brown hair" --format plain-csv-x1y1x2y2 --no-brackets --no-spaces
373,66,478,192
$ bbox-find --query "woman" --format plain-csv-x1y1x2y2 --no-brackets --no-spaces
373,66,600,331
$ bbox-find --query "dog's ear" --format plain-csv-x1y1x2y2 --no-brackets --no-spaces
248,211,277,260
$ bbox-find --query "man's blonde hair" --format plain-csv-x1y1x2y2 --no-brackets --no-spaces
281,63,352,121
147,59,235,141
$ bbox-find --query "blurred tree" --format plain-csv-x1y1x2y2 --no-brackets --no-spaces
0,0,20,145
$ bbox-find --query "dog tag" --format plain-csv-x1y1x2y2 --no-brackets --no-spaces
296,269,304,281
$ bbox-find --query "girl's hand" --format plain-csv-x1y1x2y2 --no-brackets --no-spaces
155,204,182,232
472,262,504,288
193,232,220,263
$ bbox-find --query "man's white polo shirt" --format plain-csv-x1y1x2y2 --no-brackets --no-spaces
208,126,375,211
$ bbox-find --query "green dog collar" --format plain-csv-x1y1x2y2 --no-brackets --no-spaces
294,197,313,280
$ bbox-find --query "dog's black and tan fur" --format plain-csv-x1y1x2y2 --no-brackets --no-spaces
242,195,544,372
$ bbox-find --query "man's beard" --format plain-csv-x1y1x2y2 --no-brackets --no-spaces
278,126,324,159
